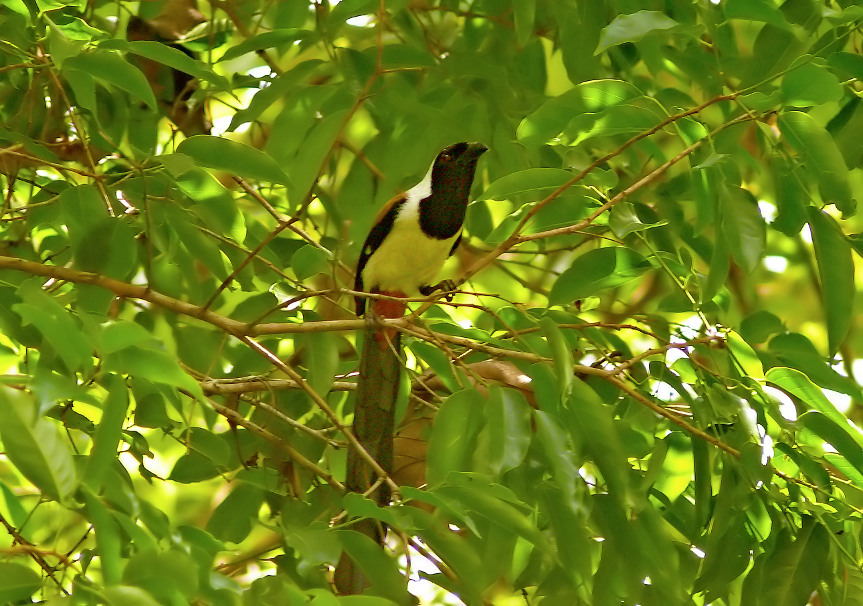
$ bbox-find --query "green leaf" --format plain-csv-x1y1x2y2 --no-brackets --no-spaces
703,222,730,303
549,247,652,305
97,39,227,90
437,475,553,554
338,530,411,603
122,549,199,602
82,489,124,584
229,60,325,131
828,51,863,81
778,111,853,214
766,367,845,427
740,310,785,344
85,374,130,492
217,29,313,62
753,519,829,606
609,202,664,238
283,522,341,567
206,482,265,543
75,218,138,279
800,411,863,472
2,0,30,16
727,331,764,379
595,11,681,54
540,316,573,400
174,136,292,186
14,281,92,373
98,320,156,354
169,211,230,281
44,14,88,67
567,379,630,499
534,410,581,502
301,320,338,396
342,493,400,529
0,387,78,503
537,482,592,577
0,562,41,603
513,0,536,47
725,0,795,30
287,108,349,199
409,341,457,393
291,244,331,280
769,333,862,399
781,60,843,106
565,100,665,145
517,79,642,146
101,586,162,606
379,44,437,70
472,387,532,476
479,168,574,201
807,207,854,354
104,347,203,400
398,506,484,603
169,451,219,484
721,186,766,273
425,390,483,485
0,482,28,529
64,50,157,108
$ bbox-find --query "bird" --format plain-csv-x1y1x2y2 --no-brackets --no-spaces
335,141,486,596
353,141,488,318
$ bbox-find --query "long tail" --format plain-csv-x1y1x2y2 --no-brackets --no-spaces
333,325,401,594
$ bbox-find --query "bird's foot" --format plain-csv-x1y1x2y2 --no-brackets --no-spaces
419,279,459,302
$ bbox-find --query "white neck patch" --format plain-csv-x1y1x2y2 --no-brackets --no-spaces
405,161,433,205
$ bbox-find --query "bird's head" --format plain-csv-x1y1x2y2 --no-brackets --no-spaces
428,141,488,204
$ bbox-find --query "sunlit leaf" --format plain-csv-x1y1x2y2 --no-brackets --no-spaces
781,60,843,106
800,411,863,472
807,207,854,354
595,11,682,54
100,39,230,89
479,168,574,201
64,50,157,108
0,387,78,503
175,135,292,186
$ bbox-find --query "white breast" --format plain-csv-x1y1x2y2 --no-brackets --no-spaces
361,194,459,296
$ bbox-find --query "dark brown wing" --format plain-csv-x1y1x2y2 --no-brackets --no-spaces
354,194,407,316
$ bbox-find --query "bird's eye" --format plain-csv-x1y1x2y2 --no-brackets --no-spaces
439,152,452,163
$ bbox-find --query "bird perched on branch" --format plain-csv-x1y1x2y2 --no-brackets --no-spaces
354,141,488,319
335,142,487,596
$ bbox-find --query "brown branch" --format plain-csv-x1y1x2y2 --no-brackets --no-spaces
0,511,70,592
0,256,253,335
0,146,101,178
201,377,355,394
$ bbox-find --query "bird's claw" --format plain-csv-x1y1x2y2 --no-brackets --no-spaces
419,280,458,302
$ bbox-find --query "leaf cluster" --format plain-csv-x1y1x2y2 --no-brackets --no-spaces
0,0,861,605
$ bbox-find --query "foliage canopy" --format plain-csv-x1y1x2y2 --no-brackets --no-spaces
0,0,861,604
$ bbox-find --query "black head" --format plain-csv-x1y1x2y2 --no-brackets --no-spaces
420,142,487,239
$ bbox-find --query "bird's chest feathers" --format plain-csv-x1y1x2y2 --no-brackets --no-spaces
362,201,458,295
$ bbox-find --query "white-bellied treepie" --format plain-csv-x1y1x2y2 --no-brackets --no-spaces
354,141,488,318
335,142,487,596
